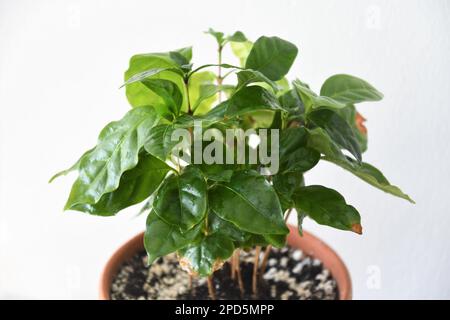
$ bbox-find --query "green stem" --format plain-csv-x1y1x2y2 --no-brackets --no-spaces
217,45,223,102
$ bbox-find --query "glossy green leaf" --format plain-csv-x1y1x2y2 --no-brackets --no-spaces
70,152,171,215
153,166,207,231
337,105,368,152
293,186,362,233
208,211,249,242
65,106,160,209
196,163,234,182
323,157,414,203
49,148,94,183
306,127,347,161
245,36,298,81
308,109,362,163
209,170,288,235
192,84,234,112
293,80,346,113
226,86,283,117
144,210,202,264
179,233,234,276
144,124,179,161
141,79,183,118
124,53,186,110
273,171,304,210
320,74,383,104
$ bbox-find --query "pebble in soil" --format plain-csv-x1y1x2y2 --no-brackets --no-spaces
110,246,339,300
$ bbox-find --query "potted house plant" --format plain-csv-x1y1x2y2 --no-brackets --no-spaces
51,29,413,300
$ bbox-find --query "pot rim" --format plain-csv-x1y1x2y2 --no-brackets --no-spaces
99,224,352,300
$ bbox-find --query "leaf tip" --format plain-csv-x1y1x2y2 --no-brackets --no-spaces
351,223,363,235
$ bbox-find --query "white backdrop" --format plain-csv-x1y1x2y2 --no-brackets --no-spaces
1,0,449,299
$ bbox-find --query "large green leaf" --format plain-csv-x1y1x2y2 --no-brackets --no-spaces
70,152,171,215
308,109,362,163
124,52,186,110
153,166,207,231
209,170,288,235
293,80,346,113
65,106,160,209
144,210,202,264
320,74,383,104
179,233,234,276
140,79,183,118
245,36,298,81
323,157,414,203
293,186,362,233
226,86,283,117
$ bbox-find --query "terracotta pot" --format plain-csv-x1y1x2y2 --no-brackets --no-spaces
99,225,352,300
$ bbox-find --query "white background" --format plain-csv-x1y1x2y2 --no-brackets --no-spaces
1,0,449,299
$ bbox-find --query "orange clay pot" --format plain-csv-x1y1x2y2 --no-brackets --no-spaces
99,225,352,300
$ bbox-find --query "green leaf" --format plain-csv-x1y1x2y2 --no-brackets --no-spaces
153,166,207,231
308,109,362,163
205,28,225,46
279,127,320,173
124,53,186,110
337,105,368,152
192,84,233,112
144,210,202,264
320,74,383,104
236,69,278,91
279,89,305,115
49,148,94,183
141,79,183,118
226,31,247,42
208,211,249,242
323,157,414,203
144,124,179,161
293,186,362,233
263,234,287,248
293,80,346,113
245,36,298,81
179,233,234,276
70,152,171,216
231,41,253,67
65,106,160,209
122,67,183,87
209,170,288,235
188,71,217,115
196,163,234,182
306,127,347,161
226,86,283,117
273,171,304,210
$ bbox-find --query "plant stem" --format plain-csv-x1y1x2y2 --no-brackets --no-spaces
260,208,293,276
217,45,223,103
235,249,245,295
230,251,236,280
259,245,272,277
252,246,261,297
185,78,192,114
207,275,216,300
